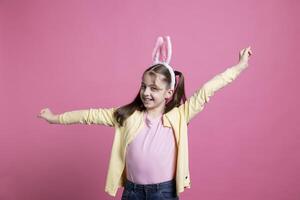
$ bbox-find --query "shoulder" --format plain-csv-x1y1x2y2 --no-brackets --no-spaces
165,106,182,120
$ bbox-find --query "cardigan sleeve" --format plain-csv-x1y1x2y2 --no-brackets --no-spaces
178,65,245,124
58,107,117,127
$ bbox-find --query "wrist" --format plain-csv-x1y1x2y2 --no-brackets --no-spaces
238,61,249,69
49,115,59,124
232,62,248,74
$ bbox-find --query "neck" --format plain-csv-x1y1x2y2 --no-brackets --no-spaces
145,105,165,118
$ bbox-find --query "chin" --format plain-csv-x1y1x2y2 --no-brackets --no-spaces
143,103,154,108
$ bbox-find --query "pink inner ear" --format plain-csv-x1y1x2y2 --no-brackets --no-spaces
159,41,163,62
163,42,169,62
152,36,164,63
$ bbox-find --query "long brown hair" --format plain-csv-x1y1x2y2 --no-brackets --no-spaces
113,63,187,127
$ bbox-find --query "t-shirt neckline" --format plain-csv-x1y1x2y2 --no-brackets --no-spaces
145,111,163,122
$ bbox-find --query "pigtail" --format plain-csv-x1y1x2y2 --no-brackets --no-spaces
165,70,187,113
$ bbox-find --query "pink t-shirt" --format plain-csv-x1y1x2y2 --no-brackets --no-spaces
125,112,178,184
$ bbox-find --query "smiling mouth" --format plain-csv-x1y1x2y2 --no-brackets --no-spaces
143,98,153,102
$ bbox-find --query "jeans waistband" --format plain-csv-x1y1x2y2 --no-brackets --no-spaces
124,178,176,192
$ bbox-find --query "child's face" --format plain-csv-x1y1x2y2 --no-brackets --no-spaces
140,72,174,111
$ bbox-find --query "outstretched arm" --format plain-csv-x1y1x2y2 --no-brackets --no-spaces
58,108,117,126
38,107,118,127
178,46,253,124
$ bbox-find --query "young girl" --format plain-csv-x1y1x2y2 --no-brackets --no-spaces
37,36,252,200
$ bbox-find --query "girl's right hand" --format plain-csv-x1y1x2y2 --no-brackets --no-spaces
239,46,253,66
37,108,57,123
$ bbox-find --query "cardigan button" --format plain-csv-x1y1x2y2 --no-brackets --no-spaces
185,176,188,179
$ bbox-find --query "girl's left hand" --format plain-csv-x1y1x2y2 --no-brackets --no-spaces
239,46,253,66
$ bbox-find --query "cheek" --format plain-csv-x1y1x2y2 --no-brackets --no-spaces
152,93,161,100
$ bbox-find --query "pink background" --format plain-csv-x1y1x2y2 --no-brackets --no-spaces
1,0,299,199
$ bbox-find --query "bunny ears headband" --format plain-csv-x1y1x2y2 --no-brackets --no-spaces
151,36,176,90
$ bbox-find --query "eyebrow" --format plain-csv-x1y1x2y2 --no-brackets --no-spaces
141,82,161,89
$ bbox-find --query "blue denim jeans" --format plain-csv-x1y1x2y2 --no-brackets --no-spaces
121,178,179,200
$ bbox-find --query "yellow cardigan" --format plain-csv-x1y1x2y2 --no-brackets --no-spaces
58,65,244,197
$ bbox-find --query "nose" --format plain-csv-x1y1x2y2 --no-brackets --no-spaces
143,87,151,96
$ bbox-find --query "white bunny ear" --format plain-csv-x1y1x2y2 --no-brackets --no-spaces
164,36,172,64
152,36,164,64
